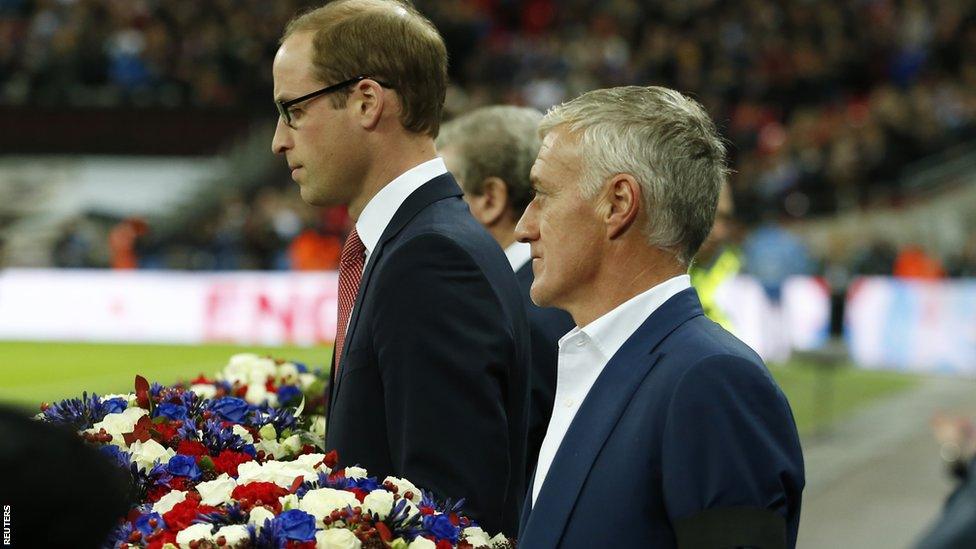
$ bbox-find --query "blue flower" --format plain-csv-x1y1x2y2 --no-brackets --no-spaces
103,397,128,414
211,397,250,423
275,509,317,541
167,454,201,480
155,403,188,421
100,445,132,469
134,512,166,536
293,362,309,373
423,514,460,543
276,385,302,405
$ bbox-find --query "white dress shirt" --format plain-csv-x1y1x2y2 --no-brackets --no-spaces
504,241,532,272
355,157,449,259
531,274,692,504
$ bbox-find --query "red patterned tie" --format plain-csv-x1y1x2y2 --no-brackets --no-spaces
333,228,366,376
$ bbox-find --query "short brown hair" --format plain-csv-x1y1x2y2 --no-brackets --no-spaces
282,0,447,137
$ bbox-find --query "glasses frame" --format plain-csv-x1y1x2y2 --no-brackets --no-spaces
275,75,394,128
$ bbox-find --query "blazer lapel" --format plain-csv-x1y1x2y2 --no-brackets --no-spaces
328,174,464,414
519,289,704,548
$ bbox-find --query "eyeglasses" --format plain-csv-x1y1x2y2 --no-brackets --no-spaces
275,75,394,128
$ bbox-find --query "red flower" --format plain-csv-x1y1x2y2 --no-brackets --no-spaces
285,542,317,549
235,385,249,398
376,522,393,542
168,477,189,492
213,449,254,476
265,380,277,393
232,482,288,512
436,540,453,549
349,487,368,502
162,499,218,532
122,415,154,446
177,440,208,457
145,529,177,549
323,450,339,469
152,421,179,442
191,374,212,384
146,484,171,503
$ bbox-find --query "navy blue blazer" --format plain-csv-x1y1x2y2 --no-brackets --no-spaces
518,288,804,548
326,173,531,536
514,262,575,485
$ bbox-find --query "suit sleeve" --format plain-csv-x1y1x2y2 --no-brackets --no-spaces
661,354,805,548
370,233,513,527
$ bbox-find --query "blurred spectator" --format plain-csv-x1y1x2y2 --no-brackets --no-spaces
850,240,899,276
946,233,976,278
52,219,95,268
742,217,815,302
108,217,148,270
893,244,946,279
690,181,741,330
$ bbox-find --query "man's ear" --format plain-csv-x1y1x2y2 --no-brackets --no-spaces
352,79,386,130
603,174,641,239
475,177,511,227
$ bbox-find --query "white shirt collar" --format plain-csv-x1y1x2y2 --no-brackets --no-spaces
503,241,532,272
532,273,691,505
355,157,448,256
558,274,692,362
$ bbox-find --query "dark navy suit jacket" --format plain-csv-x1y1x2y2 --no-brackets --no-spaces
518,288,804,548
326,173,531,536
514,262,575,484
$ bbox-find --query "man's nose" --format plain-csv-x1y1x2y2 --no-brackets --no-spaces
514,204,538,243
271,118,291,155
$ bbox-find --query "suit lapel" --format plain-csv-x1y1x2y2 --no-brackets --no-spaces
328,174,464,416
519,289,704,547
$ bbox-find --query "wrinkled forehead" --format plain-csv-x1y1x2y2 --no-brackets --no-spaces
533,128,582,178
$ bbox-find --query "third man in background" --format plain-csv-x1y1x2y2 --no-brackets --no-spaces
438,106,575,484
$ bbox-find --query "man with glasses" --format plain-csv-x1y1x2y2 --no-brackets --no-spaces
272,0,530,536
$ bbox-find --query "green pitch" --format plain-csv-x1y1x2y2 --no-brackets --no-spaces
0,341,918,435
0,341,331,412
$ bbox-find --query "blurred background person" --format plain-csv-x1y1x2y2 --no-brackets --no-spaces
438,105,575,483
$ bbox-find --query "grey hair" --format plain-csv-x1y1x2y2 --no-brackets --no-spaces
539,86,729,265
437,105,543,216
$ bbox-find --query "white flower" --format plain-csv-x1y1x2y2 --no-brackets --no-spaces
222,354,277,387
248,506,276,531
281,434,303,456
310,416,327,439
176,523,214,546
343,466,368,479
236,460,317,488
91,406,149,449
384,476,422,504
245,383,269,405
214,525,250,546
153,490,187,515
280,493,300,511
232,424,255,444
362,490,395,520
259,423,277,441
277,363,300,384
407,537,436,549
188,384,217,399
315,528,362,549
253,439,286,460
298,373,318,389
196,474,237,506
489,533,509,547
129,439,175,471
294,453,328,470
300,488,359,525
463,527,491,547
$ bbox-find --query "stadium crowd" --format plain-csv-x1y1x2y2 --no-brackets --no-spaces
2,0,975,272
